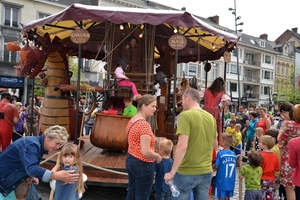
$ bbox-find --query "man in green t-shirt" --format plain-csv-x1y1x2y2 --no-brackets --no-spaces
164,88,218,200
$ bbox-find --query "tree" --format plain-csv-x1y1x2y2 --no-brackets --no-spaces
275,66,300,104
33,57,85,98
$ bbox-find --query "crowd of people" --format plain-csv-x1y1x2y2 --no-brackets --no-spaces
1,74,300,200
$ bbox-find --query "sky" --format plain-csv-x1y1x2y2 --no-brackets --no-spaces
151,0,299,41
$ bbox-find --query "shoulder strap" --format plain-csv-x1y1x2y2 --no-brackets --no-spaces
127,119,144,135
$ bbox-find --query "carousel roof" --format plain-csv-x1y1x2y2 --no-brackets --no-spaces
21,3,239,63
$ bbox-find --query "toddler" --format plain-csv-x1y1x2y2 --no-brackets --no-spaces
240,150,263,200
253,127,263,151
123,97,137,116
154,139,173,200
233,123,242,155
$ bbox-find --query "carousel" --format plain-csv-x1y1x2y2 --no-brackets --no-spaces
9,3,239,187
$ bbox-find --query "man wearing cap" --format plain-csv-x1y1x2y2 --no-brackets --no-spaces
0,92,18,151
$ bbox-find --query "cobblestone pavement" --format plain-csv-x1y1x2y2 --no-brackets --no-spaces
35,169,246,200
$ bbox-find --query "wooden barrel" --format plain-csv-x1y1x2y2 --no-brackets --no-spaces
90,113,131,151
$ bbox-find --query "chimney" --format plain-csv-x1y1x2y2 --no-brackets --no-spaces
207,15,219,25
292,27,298,33
260,33,268,41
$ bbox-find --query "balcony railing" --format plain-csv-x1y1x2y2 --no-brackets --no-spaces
243,77,261,83
243,93,259,99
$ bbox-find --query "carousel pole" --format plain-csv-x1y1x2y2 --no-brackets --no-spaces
222,62,227,131
171,50,178,144
74,43,81,144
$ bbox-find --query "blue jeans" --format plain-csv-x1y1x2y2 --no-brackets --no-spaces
172,172,212,200
154,190,171,200
84,123,93,135
125,154,155,200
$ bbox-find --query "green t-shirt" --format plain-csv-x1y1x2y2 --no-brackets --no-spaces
176,108,217,175
123,105,137,116
241,164,262,190
224,112,231,121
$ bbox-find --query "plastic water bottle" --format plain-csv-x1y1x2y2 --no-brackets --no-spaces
167,179,180,197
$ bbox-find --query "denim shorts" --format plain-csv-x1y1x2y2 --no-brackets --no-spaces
172,172,212,200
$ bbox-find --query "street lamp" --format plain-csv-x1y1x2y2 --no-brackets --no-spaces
229,0,243,108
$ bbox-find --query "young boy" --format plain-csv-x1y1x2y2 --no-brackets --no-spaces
265,129,281,199
239,150,263,200
122,97,137,116
214,132,237,200
233,123,242,155
154,139,173,200
225,120,236,151
259,135,280,200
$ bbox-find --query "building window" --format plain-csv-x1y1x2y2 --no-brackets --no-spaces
276,65,280,74
197,63,201,78
230,82,237,92
227,64,238,74
212,63,218,80
188,65,197,77
183,63,197,77
281,65,285,75
286,67,289,76
232,49,237,57
3,37,18,63
4,6,19,28
263,55,271,64
38,12,50,19
261,86,270,95
261,70,273,80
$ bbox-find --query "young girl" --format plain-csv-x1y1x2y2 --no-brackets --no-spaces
114,57,141,101
253,127,263,151
199,77,231,142
51,143,86,200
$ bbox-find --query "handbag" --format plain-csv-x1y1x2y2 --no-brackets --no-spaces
15,178,31,199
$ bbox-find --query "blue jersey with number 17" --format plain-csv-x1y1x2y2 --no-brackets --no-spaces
215,149,237,191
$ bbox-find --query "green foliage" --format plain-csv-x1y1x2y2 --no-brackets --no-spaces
34,77,45,97
275,66,300,104
33,57,87,98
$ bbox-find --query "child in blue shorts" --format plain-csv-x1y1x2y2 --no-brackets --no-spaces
214,132,237,200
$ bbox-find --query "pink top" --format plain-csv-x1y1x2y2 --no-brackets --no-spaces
288,137,300,187
199,90,230,106
114,66,126,81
